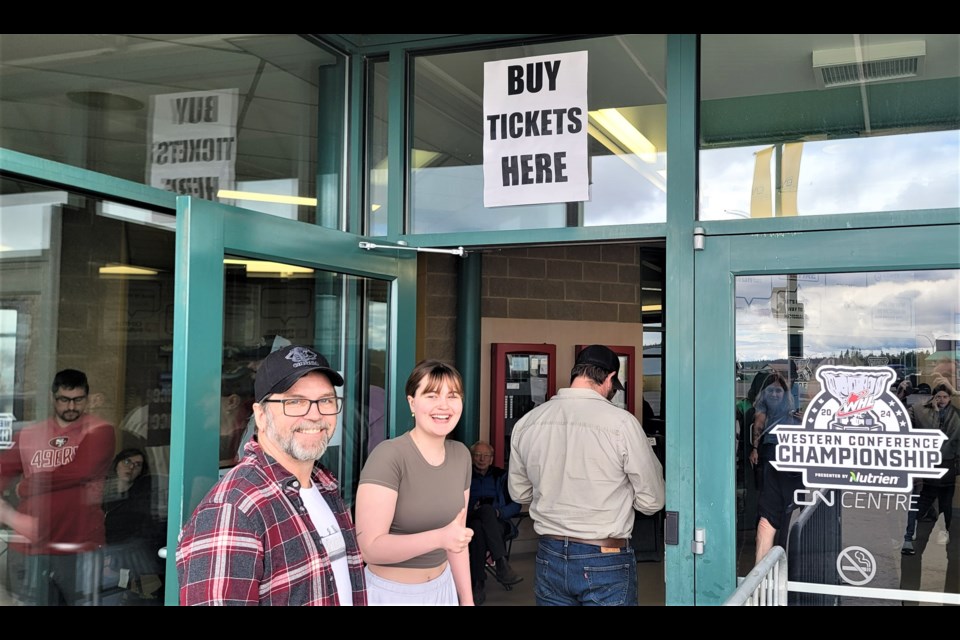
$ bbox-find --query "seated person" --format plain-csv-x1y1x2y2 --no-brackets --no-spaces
467,441,522,604
102,448,164,603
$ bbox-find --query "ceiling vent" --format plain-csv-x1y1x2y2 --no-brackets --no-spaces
812,40,926,89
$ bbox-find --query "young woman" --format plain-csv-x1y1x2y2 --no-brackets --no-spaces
355,360,474,605
748,372,796,485
748,372,802,563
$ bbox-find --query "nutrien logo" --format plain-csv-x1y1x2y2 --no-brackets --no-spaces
770,365,946,493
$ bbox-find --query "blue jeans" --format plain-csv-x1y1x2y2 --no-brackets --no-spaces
534,538,637,606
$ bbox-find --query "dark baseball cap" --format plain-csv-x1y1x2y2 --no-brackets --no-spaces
576,344,625,392
254,345,344,402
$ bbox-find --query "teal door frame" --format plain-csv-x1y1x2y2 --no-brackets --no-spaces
164,196,416,605
692,222,960,605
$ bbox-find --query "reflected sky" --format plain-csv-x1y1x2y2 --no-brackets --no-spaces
736,269,960,361
701,130,960,219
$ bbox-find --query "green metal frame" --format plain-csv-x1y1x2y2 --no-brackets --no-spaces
663,33,699,605
164,196,415,605
455,253,482,445
693,223,960,605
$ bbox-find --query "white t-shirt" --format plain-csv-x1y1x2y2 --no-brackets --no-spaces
300,484,353,606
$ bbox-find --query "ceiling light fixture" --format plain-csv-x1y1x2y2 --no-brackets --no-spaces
99,263,158,276
587,122,665,192
66,91,144,111
217,190,317,207
223,258,314,277
589,108,658,163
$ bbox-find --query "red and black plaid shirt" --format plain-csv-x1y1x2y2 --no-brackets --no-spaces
176,439,367,605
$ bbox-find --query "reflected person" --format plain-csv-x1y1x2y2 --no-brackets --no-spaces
749,372,802,563
901,383,960,555
0,369,116,605
102,448,164,603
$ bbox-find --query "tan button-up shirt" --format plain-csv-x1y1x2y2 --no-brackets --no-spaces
508,388,665,540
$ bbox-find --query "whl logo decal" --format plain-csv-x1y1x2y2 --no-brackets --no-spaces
770,365,946,493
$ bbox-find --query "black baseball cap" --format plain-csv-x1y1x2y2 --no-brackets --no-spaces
576,344,624,392
254,345,344,402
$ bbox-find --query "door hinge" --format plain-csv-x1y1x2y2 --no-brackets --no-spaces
691,527,706,555
693,227,706,251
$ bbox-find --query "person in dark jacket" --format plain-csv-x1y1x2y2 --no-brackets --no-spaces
467,441,522,604
102,448,164,603
901,383,960,554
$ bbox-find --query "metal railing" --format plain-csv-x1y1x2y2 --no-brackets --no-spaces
723,545,788,606
786,491,841,605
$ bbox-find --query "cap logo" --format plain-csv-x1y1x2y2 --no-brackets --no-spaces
285,347,320,368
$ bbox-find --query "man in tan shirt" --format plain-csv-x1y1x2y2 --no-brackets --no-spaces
508,345,664,606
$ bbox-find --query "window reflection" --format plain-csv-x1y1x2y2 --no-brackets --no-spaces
221,258,390,505
700,34,960,220
735,268,960,604
0,176,174,605
410,35,667,233
0,34,343,225
365,59,390,236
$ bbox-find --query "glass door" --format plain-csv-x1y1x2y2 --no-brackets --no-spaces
694,223,960,605
163,197,416,605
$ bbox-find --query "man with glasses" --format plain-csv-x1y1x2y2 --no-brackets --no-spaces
176,345,366,605
467,441,522,605
0,368,115,605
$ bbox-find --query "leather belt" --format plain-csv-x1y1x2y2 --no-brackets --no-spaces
541,534,628,549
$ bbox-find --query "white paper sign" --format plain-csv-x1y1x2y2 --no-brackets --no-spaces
483,51,589,208
147,89,238,200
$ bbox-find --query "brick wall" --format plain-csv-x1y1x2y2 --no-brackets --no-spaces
418,245,647,364
481,245,641,322
419,253,459,363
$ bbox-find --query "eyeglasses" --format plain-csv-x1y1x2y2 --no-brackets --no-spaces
262,397,343,416
54,395,88,405
472,453,493,460
121,458,144,469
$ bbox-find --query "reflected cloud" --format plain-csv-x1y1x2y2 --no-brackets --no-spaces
737,269,959,361
701,131,960,219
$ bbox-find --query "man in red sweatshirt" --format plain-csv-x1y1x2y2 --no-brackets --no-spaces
0,369,115,605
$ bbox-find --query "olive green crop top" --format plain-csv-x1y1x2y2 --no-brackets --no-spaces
359,431,471,568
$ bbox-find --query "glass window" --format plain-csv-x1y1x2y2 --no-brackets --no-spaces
735,268,960,604
0,34,346,226
641,245,665,420
410,35,667,233
220,257,390,501
365,59,390,236
0,175,174,605
700,34,960,220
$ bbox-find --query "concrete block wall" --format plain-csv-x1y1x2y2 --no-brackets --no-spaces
419,253,459,364
481,244,642,322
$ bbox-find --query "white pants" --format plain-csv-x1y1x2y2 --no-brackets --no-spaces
364,563,458,606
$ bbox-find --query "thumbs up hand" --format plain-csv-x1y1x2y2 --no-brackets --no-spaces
441,507,473,554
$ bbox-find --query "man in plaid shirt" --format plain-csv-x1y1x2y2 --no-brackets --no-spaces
176,345,367,605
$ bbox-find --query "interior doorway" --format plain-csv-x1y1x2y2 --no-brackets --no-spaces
418,239,667,604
